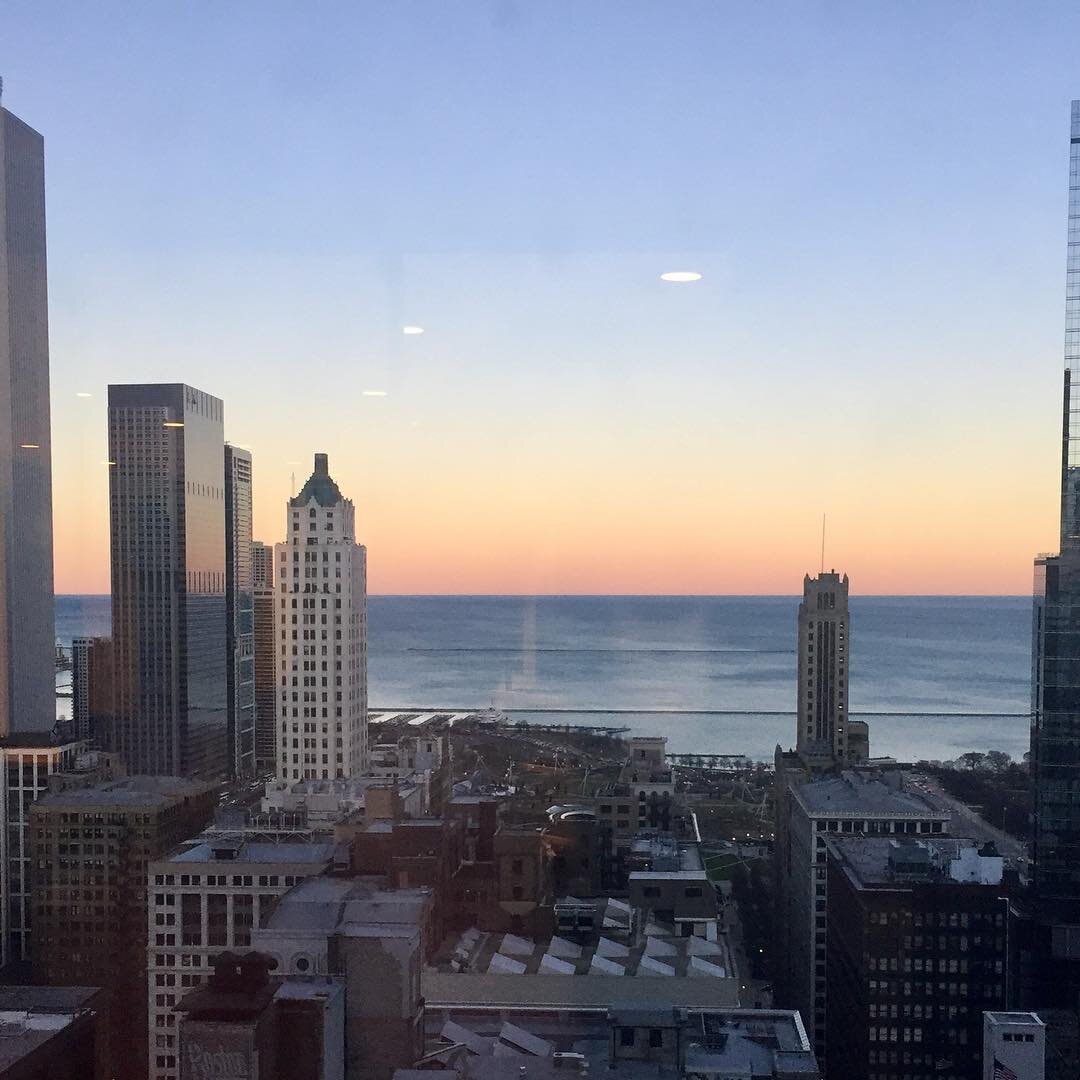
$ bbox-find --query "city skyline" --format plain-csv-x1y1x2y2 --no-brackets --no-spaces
6,6,1080,595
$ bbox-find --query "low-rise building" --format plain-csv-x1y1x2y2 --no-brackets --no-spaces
404,1004,819,1079
146,837,336,1080
250,875,431,1080
348,817,462,951
262,776,423,827
982,1012,1045,1080
627,833,718,939
446,796,500,863
370,732,451,816
175,951,345,1080
545,805,613,897
486,825,553,938
0,985,108,1080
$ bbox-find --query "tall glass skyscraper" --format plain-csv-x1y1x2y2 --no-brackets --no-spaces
108,384,228,780
225,443,254,780
1031,100,1080,901
0,91,55,735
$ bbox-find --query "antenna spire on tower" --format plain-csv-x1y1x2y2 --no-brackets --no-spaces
820,513,826,574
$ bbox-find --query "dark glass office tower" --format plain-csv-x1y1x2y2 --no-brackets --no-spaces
1032,100,1080,901
251,540,276,771
225,444,254,780
107,384,228,780
0,91,55,735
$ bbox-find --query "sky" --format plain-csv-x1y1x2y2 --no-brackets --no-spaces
3,2,1078,595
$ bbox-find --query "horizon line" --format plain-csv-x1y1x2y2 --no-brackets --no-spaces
54,591,1033,599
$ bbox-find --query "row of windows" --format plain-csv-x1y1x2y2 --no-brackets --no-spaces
815,818,945,835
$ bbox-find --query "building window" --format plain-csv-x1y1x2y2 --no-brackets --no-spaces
620,1027,635,1047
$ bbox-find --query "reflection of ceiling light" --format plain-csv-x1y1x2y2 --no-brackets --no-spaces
76,392,92,398
163,421,184,428
660,271,702,282
19,443,39,449
402,325,424,335
102,460,117,466
362,390,388,397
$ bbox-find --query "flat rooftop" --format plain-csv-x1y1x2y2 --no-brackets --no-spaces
829,836,1012,886
0,987,100,1012
274,978,344,1002
414,1005,816,1080
265,777,418,796
985,1012,1046,1026
0,733,81,750
165,840,336,865
0,987,102,1073
255,876,428,934
793,771,950,818
34,775,214,808
423,972,738,1009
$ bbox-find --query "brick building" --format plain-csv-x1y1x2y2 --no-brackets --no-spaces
29,776,216,1080
826,837,1012,1080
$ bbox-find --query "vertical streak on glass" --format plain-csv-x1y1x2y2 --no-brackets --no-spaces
1061,101,1080,548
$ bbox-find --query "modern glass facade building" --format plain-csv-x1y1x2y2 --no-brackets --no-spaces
252,539,277,770
1031,100,1080,901
107,383,228,780
225,443,254,780
0,95,55,735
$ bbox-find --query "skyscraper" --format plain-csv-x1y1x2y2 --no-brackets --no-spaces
275,453,368,780
1031,99,1080,902
252,539,273,588
70,635,113,742
0,734,81,966
796,571,851,763
0,89,55,735
107,384,228,780
252,540,276,771
225,443,254,780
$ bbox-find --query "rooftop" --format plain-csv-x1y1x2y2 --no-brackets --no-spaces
0,732,81,750
793,770,950,819
0,987,102,1073
828,837,1009,888
255,875,429,934
423,966,738,1008
274,978,345,1002
414,1005,817,1079
627,834,705,874
34,775,214,808
985,1012,1046,1027
164,840,336,866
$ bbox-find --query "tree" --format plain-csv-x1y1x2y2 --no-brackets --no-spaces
959,751,986,771
985,750,1012,772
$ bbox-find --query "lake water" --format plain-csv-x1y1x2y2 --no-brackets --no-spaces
55,594,1032,762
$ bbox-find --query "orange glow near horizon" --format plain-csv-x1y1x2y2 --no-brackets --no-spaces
49,380,1061,597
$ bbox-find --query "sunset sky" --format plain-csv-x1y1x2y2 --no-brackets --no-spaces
4,2,1078,595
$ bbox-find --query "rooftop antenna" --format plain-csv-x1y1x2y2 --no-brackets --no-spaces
820,513,826,574
290,470,296,497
